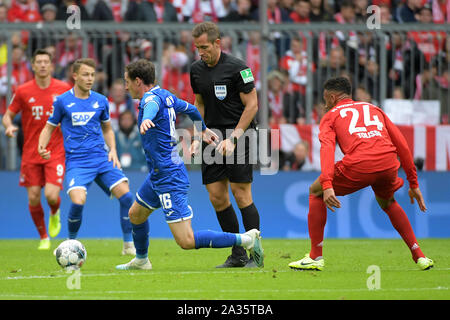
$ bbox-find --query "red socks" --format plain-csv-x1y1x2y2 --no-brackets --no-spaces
29,203,48,239
383,200,425,262
48,196,61,215
307,195,424,263
308,194,327,260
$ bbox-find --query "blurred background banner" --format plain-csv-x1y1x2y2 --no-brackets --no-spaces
1,170,449,239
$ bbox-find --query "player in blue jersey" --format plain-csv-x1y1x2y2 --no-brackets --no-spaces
115,59,264,270
38,58,136,255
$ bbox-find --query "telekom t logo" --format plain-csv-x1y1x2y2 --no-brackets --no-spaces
32,106,44,120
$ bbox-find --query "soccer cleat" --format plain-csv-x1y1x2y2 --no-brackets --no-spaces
122,242,136,256
38,238,51,250
417,257,434,270
116,257,152,270
243,229,264,268
289,254,324,271
216,254,249,268
48,209,61,238
244,257,261,268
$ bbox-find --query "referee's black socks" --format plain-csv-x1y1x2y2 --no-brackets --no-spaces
239,202,260,232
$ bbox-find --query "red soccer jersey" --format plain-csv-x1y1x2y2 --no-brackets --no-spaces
319,99,418,190
8,78,72,164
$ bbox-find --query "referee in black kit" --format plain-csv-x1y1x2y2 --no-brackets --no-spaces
189,22,262,268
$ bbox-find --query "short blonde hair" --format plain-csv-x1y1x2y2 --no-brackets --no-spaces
73,58,96,73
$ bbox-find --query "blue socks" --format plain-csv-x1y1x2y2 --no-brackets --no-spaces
132,220,149,259
68,203,84,239
118,192,133,242
194,230,239,249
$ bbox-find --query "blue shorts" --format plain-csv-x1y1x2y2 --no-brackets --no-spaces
136,175,193,224
65,160,128,196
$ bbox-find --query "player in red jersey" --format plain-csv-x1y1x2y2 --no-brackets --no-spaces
2,49,71,250
289,77,434,271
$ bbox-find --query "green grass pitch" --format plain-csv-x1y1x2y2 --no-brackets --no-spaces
0,238,448,300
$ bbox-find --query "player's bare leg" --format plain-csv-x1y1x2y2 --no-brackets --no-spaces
44,183,62,238
207,180,249,267
289,177,326,271
376,195,433,270
112,181,135,255
27,186,50,249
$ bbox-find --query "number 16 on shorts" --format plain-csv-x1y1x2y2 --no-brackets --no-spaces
159,193,172,210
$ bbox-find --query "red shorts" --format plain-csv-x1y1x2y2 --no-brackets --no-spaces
19,158,65,189
332,161,404,200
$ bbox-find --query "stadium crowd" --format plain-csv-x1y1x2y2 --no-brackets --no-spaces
0,0,449,171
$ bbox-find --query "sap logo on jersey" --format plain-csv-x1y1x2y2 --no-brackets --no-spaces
72,112,96,126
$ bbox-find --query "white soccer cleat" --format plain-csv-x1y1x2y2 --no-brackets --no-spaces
417,257,434,270
116,257,152,270
243,229,264,267
289,254,325,271
122,242,136,256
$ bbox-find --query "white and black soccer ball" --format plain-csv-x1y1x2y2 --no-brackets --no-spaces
55,239,87,271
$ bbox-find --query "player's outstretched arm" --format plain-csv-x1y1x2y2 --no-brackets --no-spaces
38,123,56,159
2,109,18,138
408,188,427,212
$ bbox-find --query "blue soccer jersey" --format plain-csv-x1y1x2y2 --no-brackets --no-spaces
48,88,110,169
138,85,206,190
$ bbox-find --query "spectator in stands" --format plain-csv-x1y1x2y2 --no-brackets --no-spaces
395,0,423,23
354,0,369,23
220,34,233,54
354,85,373,103
7,0,42,22
290,0,310,23
108,78,136,131
363,58,380,103
267,70,288,125
431,0,450,24
421,64,450,124
280,37,310,123
56,0,90,21
408,5,446,63
40,3,57,23
125,0,178,22
115,110,147,171
162,44,194,104
91,0,126,21
309,0,332,22
333,0,357,50
0,2,8,23
54,32,96,78
281,141,313,171
0,45,33,114
279,0,294,16
182,0,229,23
223,0,256,22
319,46,347,80
236,30,278,91
380,3,394,24
392,86,405,99
252,0,292,23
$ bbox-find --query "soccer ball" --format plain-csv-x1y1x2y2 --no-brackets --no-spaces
55,239,87,271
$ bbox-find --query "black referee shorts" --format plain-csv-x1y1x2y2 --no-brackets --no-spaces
201,128,256,185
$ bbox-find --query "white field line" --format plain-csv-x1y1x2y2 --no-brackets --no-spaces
2,267,450,281
0,287,448,300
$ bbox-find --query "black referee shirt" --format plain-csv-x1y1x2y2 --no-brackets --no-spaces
190,52,256,129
